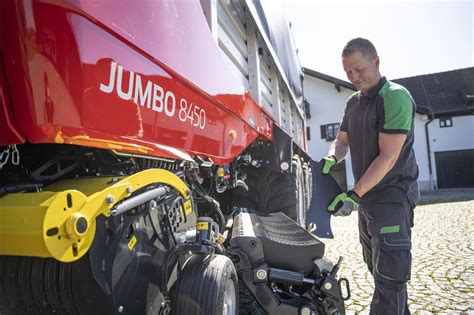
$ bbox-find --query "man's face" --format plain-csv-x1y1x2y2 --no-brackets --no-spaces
342,51,380,94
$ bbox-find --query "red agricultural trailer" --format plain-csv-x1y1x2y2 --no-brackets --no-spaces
0,1,348,314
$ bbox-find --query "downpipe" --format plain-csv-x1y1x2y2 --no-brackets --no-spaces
424,117,434,190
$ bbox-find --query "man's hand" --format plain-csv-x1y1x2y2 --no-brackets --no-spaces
320,155,337,175
328,190,361,216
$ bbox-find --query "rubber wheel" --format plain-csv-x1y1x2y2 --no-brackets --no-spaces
173,254,238,315
233,155,306,226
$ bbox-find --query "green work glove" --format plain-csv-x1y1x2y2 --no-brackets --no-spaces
328,190,361,216
321,155,337,175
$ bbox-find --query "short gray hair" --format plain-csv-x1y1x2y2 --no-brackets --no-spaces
342,38,378,59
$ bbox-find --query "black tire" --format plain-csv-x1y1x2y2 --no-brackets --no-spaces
233,155,306,226
173,254,238,315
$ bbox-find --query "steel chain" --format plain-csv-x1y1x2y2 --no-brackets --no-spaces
11,144,20,165
0,146,11,170
0,145,21,169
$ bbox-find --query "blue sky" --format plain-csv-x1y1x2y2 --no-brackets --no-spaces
285,0,473,81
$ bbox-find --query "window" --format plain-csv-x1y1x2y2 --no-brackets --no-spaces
320,123,340,141
303,99,311,118
306,126,311,141
439,118,453,128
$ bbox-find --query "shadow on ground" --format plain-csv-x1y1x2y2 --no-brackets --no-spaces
418,188,474,205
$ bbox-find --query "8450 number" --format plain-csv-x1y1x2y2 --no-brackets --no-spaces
179,99,206,130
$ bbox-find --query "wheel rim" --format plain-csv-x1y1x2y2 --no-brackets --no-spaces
297,173,305,226
223,278,237,315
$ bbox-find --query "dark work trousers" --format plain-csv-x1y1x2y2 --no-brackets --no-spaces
358,200,414,315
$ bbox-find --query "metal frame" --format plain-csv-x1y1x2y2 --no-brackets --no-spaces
200,0,305,149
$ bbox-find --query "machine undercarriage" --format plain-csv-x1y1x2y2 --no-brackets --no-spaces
0,143,349,314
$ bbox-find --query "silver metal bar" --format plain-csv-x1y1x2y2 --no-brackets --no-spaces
111,186,169,216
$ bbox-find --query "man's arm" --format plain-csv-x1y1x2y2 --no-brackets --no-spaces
328,131,350,163
352,132,407,197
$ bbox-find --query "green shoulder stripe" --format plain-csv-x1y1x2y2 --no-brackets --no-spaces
379,82,413,132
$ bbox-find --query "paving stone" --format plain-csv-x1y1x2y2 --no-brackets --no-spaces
350,304,364,312
409,303,423,310
438,309,461,314
323,200,474,313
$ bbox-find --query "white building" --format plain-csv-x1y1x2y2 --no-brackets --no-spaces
303,67,474,190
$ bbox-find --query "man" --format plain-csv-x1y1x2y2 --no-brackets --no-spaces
321,38,419,314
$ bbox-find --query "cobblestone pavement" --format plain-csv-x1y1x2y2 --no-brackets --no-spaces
323,200,474,314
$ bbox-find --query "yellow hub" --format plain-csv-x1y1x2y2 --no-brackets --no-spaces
0,169,192,262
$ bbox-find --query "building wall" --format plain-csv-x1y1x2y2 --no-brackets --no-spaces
304,76,355,188
426,115,474,188
305,74,474,191
414,114,474,190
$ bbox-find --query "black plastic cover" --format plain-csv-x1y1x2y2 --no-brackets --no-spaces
307,160,343,239
249,211,324,275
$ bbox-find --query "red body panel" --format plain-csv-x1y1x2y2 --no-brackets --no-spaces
0,0,273,164
0,58,25,144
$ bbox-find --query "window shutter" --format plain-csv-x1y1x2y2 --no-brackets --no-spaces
320,125,326,139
